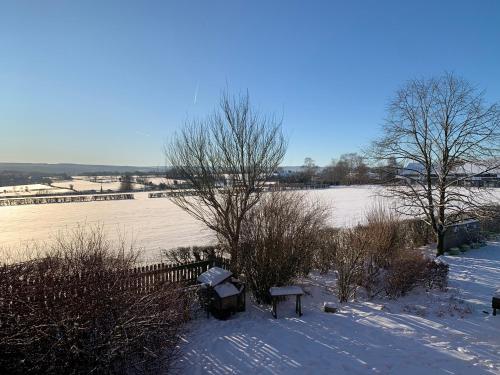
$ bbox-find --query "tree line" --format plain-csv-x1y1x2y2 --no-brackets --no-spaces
277,154,398,185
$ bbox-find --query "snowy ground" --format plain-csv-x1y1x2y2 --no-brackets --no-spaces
0,183,72,197
0,187,387,262
178,242,500,374
0,186,498,263
51,178,143,192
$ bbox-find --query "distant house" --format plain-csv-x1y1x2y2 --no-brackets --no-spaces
275,166,304,178
398,162,500,187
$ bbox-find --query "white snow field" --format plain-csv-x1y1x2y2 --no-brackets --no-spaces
178,242,500,375
52,178,143,192
0,183,72,197
0,187,386,262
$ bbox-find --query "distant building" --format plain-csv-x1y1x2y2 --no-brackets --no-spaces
398,162,500,187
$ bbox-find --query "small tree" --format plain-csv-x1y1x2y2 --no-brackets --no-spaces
120,174,133,191
164,92,287,273
302,157,318,183
371,73,499,255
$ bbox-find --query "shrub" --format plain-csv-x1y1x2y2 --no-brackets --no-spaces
0,225,188,375
385,250,429,297
331,205,448,300
480,204,500,234
423,259,449,290
239,191,328,303
163,245,221,264
332,228,369,303
385,250,449,298
359,204,405,297
404,218,435,247
313,227,340,274
363,204,403,266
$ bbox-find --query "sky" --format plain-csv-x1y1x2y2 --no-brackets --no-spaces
0,0,499,167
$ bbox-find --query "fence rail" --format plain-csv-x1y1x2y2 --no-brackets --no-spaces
148,191,197,198
0,193,135,207
1,258,231,304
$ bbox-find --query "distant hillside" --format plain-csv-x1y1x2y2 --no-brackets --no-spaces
0,163,160,175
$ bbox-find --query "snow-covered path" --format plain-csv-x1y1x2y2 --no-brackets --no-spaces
178,242,500,374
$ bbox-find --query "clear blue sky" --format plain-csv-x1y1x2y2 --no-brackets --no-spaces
1,1,499,166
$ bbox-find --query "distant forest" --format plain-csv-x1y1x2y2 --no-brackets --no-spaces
0,171,70,187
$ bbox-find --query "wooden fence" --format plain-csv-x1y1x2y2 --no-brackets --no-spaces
127,257,230,286
1,258,231,304
148,191,197,198
0,193,135,207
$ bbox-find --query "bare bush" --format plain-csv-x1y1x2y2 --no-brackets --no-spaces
364,204,403,263
329,205,448,301
423,259,449,290
385,249,430,298
313,227,340,274
332,229,369,303
0,225,188,375
403,219,435,247
239,191,328,303
479,204,500,234
163,245,221,264
385,250,449,298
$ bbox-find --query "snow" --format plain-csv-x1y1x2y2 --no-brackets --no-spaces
214,283,240,298
178,241,500,374
52,179,142,192
1,186,498,263
0,183,71,197
197,267,233,287
323,302,338,309
269,286,304,296
0,187,389,263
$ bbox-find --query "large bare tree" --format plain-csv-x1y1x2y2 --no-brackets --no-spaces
371,73,499,255
164,92,287,272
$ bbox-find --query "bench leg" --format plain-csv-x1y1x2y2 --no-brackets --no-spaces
494,308,497,316
272,297,277,319
298,296,302,317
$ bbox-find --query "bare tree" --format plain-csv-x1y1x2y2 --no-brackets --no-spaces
164,92,287,272
302,157,318,183
371,73,500,255
120,174,133,191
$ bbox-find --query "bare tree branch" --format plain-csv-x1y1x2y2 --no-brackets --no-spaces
369,73,500,255
164,91,287,272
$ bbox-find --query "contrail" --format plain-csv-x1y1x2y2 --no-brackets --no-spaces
193,82,199,105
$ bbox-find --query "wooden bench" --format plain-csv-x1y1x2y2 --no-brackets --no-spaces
269,286,304,319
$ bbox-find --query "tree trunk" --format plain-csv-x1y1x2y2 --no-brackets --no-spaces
228,237,240,275
436,228,445,256
436,184,447,256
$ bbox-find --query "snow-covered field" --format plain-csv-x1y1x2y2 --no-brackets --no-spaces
0,187,385,262
0,183,72,197
52,178,143,192
178,242,500,374
1,186,498,263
